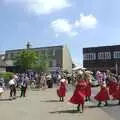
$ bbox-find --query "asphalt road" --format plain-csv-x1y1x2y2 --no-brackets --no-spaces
0,86,119,120
91,87,120,120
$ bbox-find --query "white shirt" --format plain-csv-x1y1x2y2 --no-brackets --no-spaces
9,79,15,85
58,75,61,79
47,75,51,79
14,75,18,79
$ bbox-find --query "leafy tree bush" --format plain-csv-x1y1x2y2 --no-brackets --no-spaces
0,72,14,81
14,49,38,72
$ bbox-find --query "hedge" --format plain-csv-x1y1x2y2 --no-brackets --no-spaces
0,72,14,81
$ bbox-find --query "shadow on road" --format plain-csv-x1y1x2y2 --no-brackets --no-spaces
88,103,119,109
40,100,60,102
0,98,12,101
49,109,80,114
0,98,16,101
31,89,41,91
0,96,20,101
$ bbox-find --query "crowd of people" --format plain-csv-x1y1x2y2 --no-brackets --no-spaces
56,70,120,113
0,69,120,113
0,71,70,98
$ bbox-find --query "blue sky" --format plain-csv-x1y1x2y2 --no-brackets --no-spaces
0,0,120,65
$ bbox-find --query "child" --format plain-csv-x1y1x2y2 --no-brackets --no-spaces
94,81,109,106
57,78,67,102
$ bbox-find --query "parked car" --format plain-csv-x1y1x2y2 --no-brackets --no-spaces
91,78,99,87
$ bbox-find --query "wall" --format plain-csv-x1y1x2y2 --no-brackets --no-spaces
62,45,72,73
0,67,6,72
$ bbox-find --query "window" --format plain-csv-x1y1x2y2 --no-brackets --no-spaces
8,54,11,59
52,59,56,67
49,61,53,67
98,52,104,60
83,53,96,60
83,53,87,60
98,52,111,60
114,51,120,59
47,49,53,56
104,52,111,60
52,49,56,56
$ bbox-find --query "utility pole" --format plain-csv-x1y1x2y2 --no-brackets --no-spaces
115,61,118,75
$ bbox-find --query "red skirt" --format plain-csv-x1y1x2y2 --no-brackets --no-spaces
57,86,66,97
85,85,91,97
108,82,117,95
69,90,85,104
94,87,109,101
112,87,120,100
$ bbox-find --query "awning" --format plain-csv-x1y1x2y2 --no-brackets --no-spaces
72,66,86,71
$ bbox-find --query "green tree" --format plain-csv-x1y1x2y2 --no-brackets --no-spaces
14,49,38,72
32,52,52,72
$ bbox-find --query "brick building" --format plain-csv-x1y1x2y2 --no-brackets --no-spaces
83,45,120,74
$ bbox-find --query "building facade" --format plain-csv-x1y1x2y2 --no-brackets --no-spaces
83,45,120,73
5,45,72,73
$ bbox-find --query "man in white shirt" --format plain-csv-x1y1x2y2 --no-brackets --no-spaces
9,77,16,98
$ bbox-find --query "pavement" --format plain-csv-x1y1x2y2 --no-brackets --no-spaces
0,86,119,120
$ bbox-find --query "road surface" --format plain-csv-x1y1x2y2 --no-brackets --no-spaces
0,86,119,120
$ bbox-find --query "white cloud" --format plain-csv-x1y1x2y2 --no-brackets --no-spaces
75,13,98,30
51,14,98,37
51,19,78,37
3,0,71,15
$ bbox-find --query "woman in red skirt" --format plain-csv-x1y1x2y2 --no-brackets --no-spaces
57,78,67,102
84,72,91,101
94,81,109,106
69,74,87,113
108,77,118,98
112,81,120,105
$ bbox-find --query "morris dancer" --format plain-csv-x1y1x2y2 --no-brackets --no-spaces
108,76,118,99
69,74,86,113
112,79,120,105
57,77,67,102
94,81,109,106
96,71,103,85
84,72,92,101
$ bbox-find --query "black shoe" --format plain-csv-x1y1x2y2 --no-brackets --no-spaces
77,105,80,111
104,104,108,106
59,97,61,102
85,97,88,101
80,110,83,113
97,102,101,107
88,97,91,101
61,98,64,102
104,102,108,106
